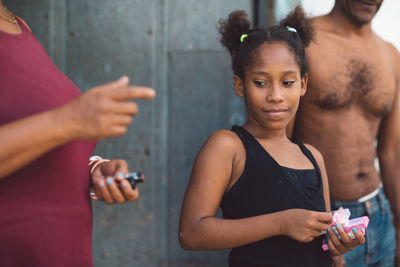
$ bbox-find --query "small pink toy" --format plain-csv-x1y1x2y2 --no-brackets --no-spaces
321,208,369,251
331,207,350,225
321,208,350,236
343,216,369,237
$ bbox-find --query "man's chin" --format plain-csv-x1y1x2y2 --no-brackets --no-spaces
349,12,377,26
351,0,382,24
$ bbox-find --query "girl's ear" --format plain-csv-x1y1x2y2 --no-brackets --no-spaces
300,74,308,96
234,75,245,98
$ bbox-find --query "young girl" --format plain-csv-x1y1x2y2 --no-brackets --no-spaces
179,7,364,266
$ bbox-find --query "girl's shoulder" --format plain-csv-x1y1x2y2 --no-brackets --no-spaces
205,129,243,151
303,143,324,165
199,129,246,161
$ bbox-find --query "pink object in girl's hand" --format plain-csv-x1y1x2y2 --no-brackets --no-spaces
321,208,369,251
343,216,369,237
331,207,350,225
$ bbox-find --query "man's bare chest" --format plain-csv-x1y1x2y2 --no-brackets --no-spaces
306,55,396,117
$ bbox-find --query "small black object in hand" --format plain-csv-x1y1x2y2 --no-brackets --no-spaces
125,172,145,189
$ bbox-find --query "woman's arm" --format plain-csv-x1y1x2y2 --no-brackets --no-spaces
179,131,332,250
0,77,155,179
0,108,75,179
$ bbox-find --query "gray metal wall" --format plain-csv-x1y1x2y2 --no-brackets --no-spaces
4,0,252,266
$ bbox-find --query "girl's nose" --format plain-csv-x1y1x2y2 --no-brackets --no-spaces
267,86,284,103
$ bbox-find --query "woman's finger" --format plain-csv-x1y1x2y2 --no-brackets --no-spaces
91,168,106,200
113,161,129,182
113,161,140,202
106,177,127,204
119,179,140,202
93,186,104,200
98,177,115,204
109,102,138,115
107,115,133,126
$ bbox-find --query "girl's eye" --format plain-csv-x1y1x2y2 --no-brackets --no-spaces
283,80,295,86
254,80,268,87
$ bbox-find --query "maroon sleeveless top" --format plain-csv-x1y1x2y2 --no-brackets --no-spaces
0,17,96,266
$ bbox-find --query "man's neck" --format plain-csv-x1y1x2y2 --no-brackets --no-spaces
328,5,374,37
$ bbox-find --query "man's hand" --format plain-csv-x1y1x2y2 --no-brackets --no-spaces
91,159,139,204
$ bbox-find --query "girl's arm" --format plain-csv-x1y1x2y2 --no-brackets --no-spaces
304,144,331,212
179,131,332,250
304,144,365,259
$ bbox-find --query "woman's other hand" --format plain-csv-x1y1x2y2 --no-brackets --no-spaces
91,159,139,204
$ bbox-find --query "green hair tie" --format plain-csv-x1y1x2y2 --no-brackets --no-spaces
240,34,248,43
286,26,297,33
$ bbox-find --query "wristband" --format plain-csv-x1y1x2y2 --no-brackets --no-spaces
89,155,110,174
89,155,109,200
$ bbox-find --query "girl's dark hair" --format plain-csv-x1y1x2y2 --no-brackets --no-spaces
218,6,314,79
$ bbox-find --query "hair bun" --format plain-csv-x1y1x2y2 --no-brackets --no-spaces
279,6,314,47
218,10,251,58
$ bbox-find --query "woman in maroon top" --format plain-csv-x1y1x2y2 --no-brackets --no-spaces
0,2,155,266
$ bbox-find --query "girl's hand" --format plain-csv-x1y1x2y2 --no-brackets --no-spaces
279,209,332,242
326,225,365,256
91,159,139,204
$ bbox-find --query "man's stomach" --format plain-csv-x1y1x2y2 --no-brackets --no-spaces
293,110,382,201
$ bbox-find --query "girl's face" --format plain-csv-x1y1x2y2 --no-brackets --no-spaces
234,42,307,132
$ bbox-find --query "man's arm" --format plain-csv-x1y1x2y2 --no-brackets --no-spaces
377,45,400,267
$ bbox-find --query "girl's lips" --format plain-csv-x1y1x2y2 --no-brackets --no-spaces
263,108,288,112
263,109,288,117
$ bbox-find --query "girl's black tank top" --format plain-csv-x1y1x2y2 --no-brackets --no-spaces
220,126,332,267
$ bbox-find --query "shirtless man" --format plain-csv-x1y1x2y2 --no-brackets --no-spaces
292,0,400,266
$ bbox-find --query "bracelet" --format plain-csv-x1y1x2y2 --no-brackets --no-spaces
89,155,103,162
88,156,109,200
89,155,103,168
90,191,99,200
89,155,109,173
89,159,110,174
